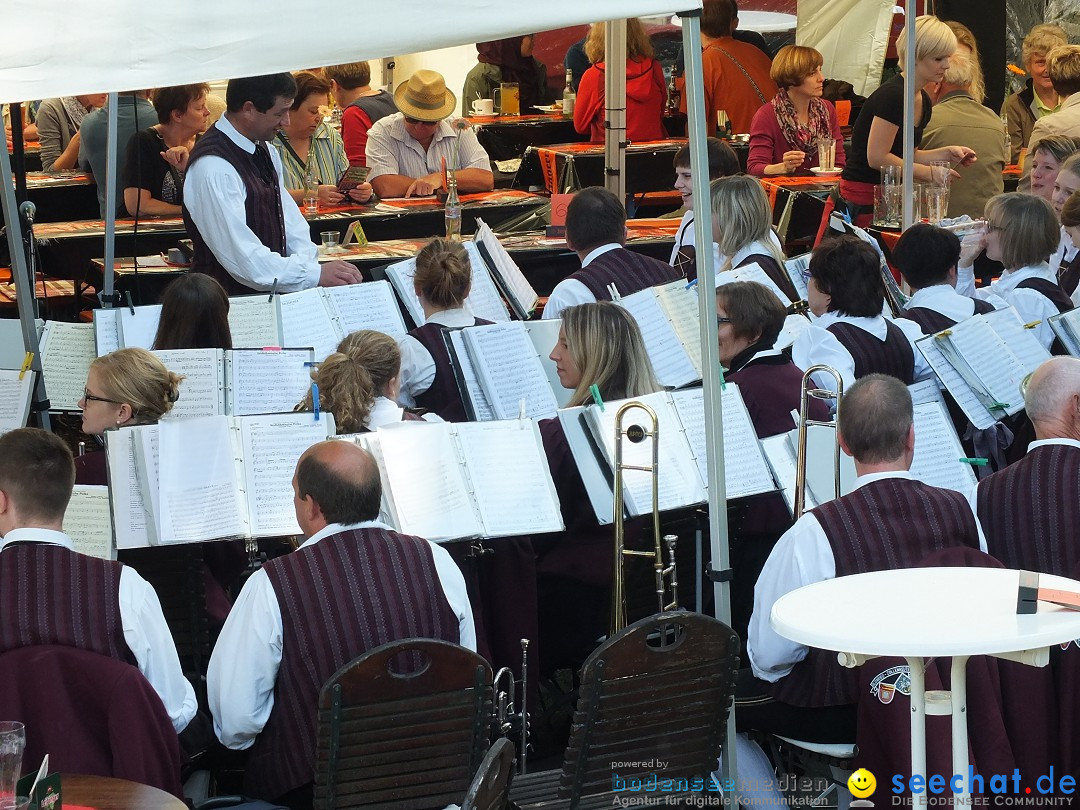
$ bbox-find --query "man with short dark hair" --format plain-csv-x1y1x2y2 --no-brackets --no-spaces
0,428,196,734
743,375,985,739
542,186,679,319
324,61,397,167
183,73,363,296
207,440,474,807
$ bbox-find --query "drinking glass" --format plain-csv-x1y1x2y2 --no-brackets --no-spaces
0,722,25,806
929,160,951,188
303,189,319,215
874,185,900,228
882,164,902,186
493,82,520,116
817,138,836,171
320,231,340,254
923,186,949,223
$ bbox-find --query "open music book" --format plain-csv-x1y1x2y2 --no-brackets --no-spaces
563,386,776,523
715,262,792,306
0,369,34,434
151,347,315,418
96,297,281,355
339,419,563,542
105,412,335,548
472,219,539,319
783,253,810,301
1050,309,1080,357
617,281,702,388
62,484,114,559
383,241,511,327
40,321,96,411
0,317,42,370
446,321,562,421
277,282,408,362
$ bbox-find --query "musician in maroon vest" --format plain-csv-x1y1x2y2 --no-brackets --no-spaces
182,73,363,296
791,234,932,397
892,223,1003,334
0,429,197,735
972,357,1080,576
741,375,985,741
207,440,474,808
398,238,492,421
956,192,1074,352
542,186,679,319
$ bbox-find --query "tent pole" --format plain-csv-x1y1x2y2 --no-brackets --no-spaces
604,19,627,204
902,2,916,229
680,6,736,791
101,92,119,306
0,135,51,430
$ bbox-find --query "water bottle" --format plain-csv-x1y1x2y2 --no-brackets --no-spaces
1001,113,1011,163
444,173,462,241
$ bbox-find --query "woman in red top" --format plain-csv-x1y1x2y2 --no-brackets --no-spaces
574,19,666,144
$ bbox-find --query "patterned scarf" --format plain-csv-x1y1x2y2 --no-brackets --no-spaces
61,96,92,133
770,88,831,153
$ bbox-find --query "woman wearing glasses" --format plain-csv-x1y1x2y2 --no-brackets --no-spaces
75,348,182,485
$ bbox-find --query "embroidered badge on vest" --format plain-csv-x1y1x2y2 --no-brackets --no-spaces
869,665,911,704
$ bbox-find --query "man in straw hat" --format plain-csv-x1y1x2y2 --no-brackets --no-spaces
367,69,493,198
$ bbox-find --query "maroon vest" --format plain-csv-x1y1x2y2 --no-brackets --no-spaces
182,125,288,296
735,253,798,303
245,527,461,800
899,297,996,334
727,354,829,439
1060,255,1080,298
1015,277,1074,314
0,543,135,665
347,91,398,127
826,320,915,384
977,443,1080,577
409,318,492,422
568,247,679,301
769,478,981,708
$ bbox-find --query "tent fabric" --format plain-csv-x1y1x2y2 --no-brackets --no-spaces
796,0,894,97
0,0,700,103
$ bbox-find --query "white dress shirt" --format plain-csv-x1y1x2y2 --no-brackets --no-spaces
542,243,623,320
747,471,988,683
1049,227,1077,279
717,236,784,281
207,519,476,750
0,528,197,734
956,260,1063,350
789,310,933,397
397,307,477,407
183,114,320,293
668,210,723,271
365,396,442,429
365,113,491,183
903,283,1007,327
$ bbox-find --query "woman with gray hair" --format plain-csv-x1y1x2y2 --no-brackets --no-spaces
1003,23,1069,164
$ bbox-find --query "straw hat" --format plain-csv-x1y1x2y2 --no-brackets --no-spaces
394,69,457,122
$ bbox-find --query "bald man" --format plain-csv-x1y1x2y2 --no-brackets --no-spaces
207,441,475,807
972,357,1080,577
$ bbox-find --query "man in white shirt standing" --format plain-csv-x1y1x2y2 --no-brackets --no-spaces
183,73,362,295
207,440,474,807
0,428,197,736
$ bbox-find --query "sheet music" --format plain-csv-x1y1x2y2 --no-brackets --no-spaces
785,424,856,507
760,434,804,516
240,413,332,536
525,320,572,408
669,386,776,499
152,349,225,419
106,427,152,549
133,425,161,545
945,317,1027,416
227,349,313,416
157,416,248,543
916,336,996,430
462,242,512,323
655,283,703,372
911,401,978,493
339,432,399,527
474,219,538,317
783,254,810,300
455,421,563,537
39,321,96,410
618,288,699,388
0,369,33,434
63,485,114,559
228,295,282,349
715,262,792,306
278,288,342,362
447,330,495,421
383,258,425,326
908,379,945,408
117,304,162,349
463,322,559,421
1049,310,1080,357
324,281,408,338
984,307,1052,375
93,309,120,356
376,423,481,542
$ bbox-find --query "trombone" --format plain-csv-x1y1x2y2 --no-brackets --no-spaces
794,365,844,519
611,401,678,635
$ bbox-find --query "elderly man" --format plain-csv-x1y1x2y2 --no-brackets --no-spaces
973,357,1080,576
183,73,363,296
542,186,679,319
366,69,493,198
743,375,986,741
0,428,197,735
207,440,474,808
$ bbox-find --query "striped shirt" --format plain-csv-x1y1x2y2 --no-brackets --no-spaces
365,112,490,182
271,121,348,190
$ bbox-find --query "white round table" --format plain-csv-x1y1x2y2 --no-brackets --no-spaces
771,567,1080,792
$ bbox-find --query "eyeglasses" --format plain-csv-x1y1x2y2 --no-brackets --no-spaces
986,223,1004,233
82,388,120,405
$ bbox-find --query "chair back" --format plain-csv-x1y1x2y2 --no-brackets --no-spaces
313,638,493,810
0,645,182,796
557,611,740,801
461,737,515,810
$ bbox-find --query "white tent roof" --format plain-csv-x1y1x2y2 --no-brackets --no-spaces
0,0,700,103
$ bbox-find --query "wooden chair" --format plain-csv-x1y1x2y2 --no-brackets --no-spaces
313,638,493,810
461,737,516,810
512,611,740,809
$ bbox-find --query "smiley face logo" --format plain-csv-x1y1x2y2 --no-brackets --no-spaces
848,768,877,799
